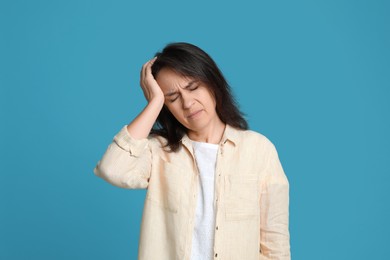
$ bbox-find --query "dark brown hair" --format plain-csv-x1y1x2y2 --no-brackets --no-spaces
151,42,248,152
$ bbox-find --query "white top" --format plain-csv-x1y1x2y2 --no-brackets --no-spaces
190,141,219,260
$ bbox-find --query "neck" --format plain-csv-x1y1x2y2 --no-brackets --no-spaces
188,119,226,144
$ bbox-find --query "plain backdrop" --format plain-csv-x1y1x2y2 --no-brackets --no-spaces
1,0,389,259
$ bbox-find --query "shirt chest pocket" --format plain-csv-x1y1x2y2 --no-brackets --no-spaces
224,174,260,221
146,158,183,213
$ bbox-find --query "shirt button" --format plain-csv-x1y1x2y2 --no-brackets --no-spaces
216,226,218,230
215,253,218,257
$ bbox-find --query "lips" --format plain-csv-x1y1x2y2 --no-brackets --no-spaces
186,110,203,119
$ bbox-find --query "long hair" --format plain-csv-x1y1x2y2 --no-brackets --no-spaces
151,42,248,152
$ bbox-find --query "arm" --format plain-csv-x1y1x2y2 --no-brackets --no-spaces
126,57,164,139
259,141,291,260
93,125,152,189
93,58,165,189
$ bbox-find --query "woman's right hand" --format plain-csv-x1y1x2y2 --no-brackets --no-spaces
140,57,164,103
125,58,165,140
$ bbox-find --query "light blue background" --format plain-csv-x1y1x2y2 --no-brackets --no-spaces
1,0,389,259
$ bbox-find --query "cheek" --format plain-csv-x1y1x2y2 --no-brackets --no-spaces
201,93,217,108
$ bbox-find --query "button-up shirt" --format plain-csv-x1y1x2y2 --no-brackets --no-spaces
93,124,291,260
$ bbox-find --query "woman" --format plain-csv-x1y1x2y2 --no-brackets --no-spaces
94,42,290,259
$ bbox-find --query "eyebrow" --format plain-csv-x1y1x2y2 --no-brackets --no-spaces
164,80,198,97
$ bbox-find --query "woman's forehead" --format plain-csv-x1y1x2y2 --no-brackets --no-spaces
156,69,196,91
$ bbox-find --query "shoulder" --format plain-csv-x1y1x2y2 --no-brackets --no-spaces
229,127,282,163
147,133,168,148
242,129,270,143
233,127,276,151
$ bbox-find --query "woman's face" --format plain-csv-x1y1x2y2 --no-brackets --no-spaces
156,68,220,134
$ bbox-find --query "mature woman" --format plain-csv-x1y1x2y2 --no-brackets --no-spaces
94,42,290,260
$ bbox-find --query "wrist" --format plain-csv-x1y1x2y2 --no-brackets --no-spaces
148,96,165,107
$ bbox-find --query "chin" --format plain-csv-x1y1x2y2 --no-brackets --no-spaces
187,121,211,132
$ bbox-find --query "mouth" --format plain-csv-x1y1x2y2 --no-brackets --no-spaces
186,110,203,119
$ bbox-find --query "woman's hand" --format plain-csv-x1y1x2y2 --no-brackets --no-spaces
124,58,165,140
140,57,164,103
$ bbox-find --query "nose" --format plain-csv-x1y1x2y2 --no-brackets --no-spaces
181,92,195,109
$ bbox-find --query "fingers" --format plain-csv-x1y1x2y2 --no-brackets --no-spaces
139,57,160,102
140,57,157,84
145,57,157,78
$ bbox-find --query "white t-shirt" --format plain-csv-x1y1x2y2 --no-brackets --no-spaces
190,141,219,260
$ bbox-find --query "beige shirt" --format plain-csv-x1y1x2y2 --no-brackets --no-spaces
93,124,291,260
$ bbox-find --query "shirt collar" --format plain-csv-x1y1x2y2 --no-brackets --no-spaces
180,124,240,147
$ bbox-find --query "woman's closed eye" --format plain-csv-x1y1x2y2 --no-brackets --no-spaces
188,85,199,91
168,85,199,103
169,96,179,103
168,94,179,103
168,84,199,103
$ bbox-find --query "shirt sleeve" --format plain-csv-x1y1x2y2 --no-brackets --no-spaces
93,125,152,189
259,141,291,260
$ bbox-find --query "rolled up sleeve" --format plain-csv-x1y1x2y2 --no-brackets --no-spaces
259,141,291,260
93,125,152,189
